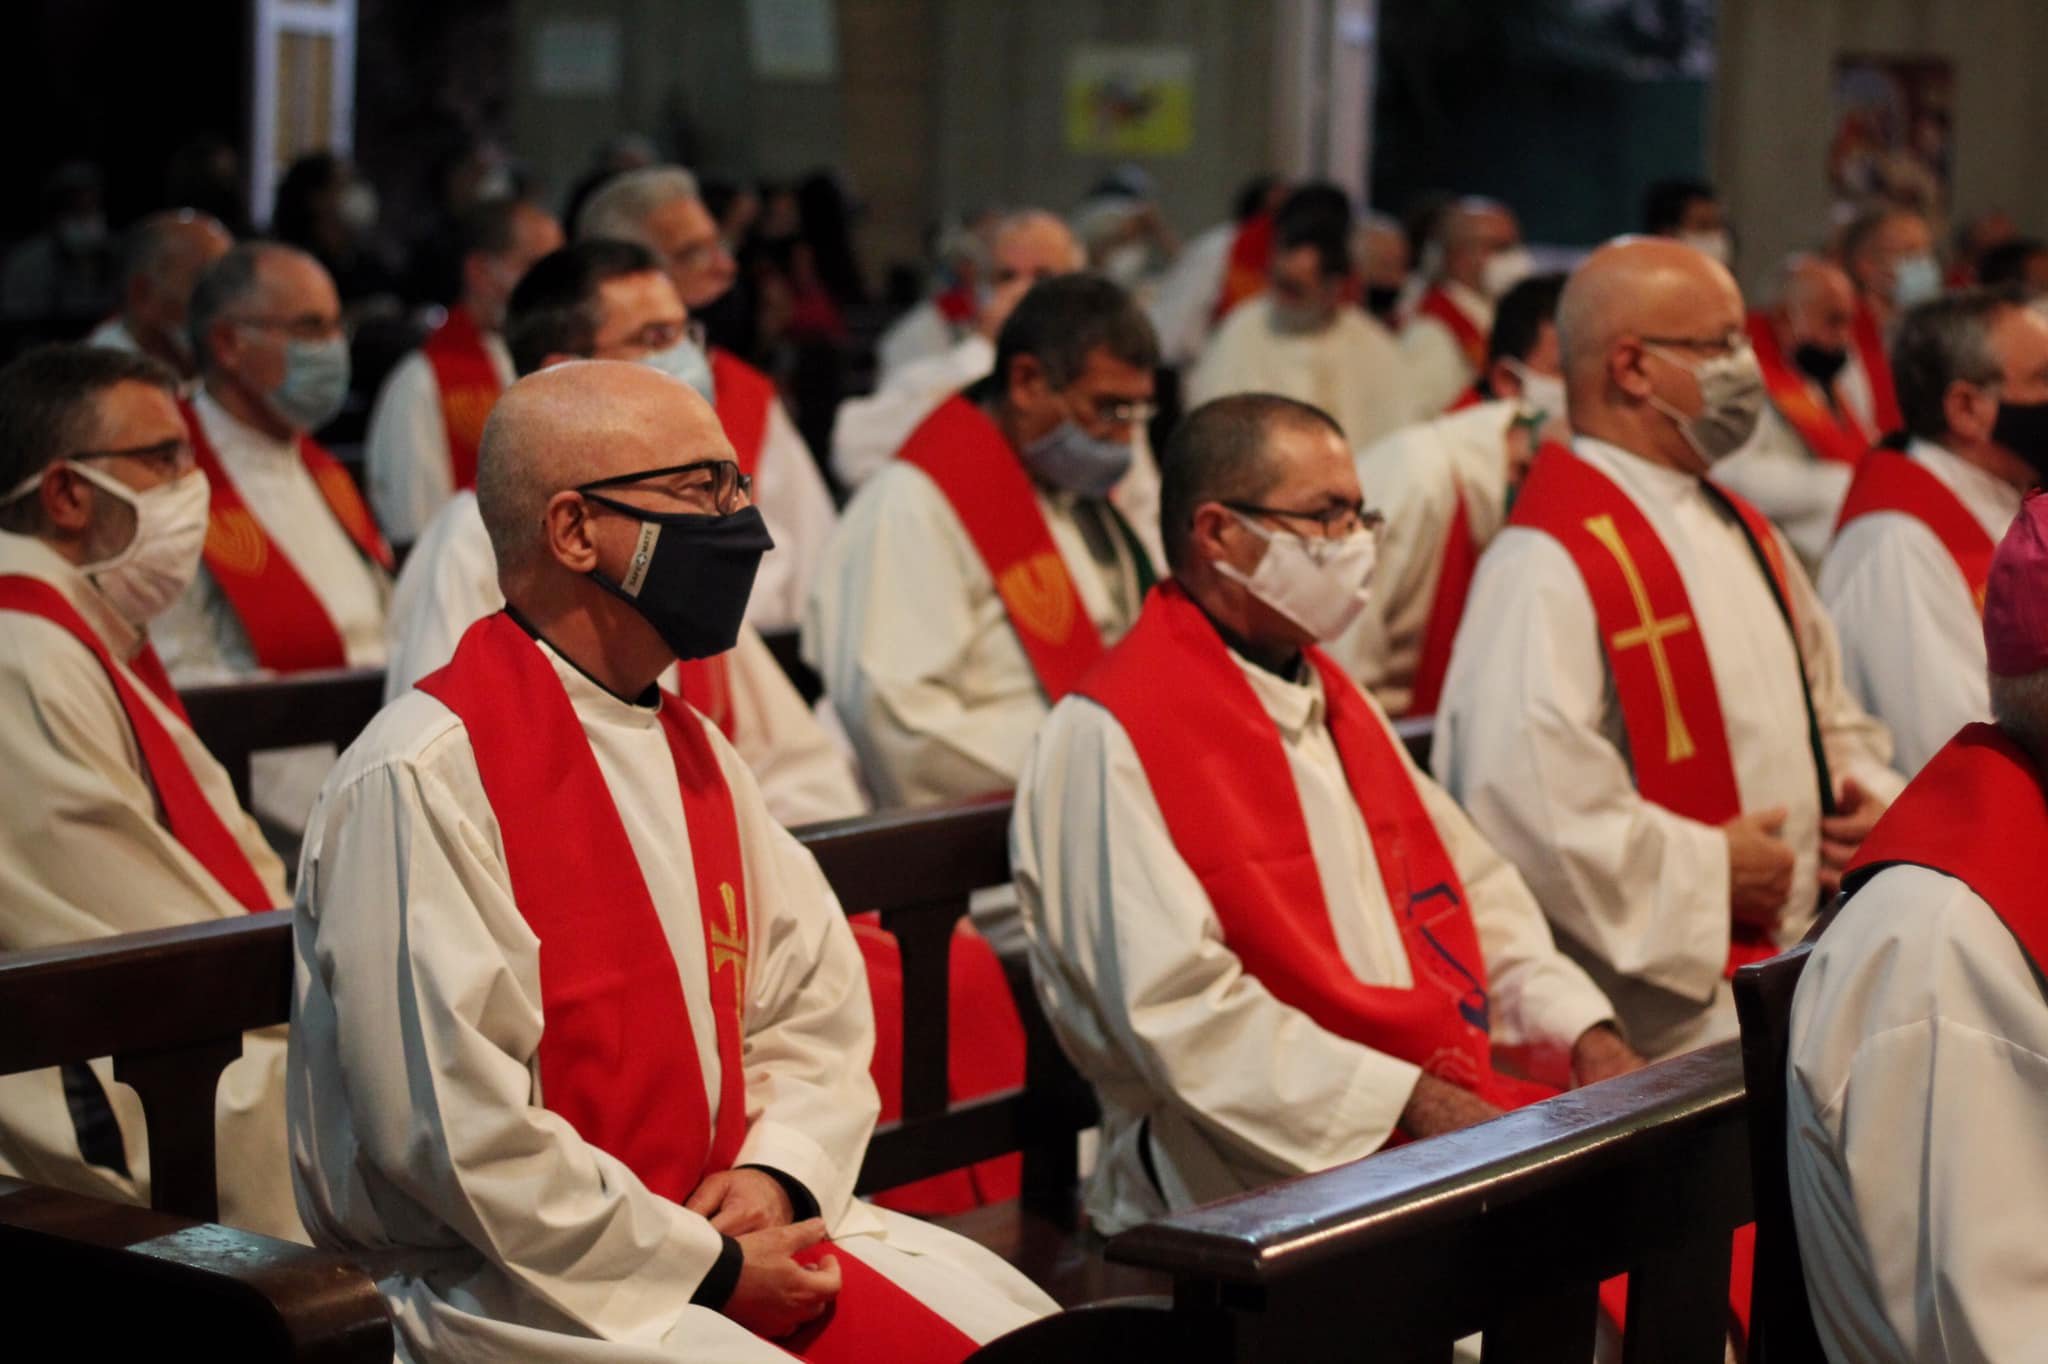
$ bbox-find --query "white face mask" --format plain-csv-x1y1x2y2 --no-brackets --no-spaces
1679,229,1733,266
3,461,212,626
1216,510,1378,643
1482,245,1536,301
1505,359,1566,427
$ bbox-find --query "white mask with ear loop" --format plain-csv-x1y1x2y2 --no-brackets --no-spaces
3,461,212,626
1215,510,1379,642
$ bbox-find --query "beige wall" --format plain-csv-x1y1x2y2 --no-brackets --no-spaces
1714,0,2048,299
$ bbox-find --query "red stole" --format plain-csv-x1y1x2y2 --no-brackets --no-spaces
1080,583,1554,1116
1408,485,1477,719
1416,285,1488,372
420,305,502,493
1849,299,1904,435
710,348,776,480
1508,447,1796,974
1842,723,2048,969
673,656,737,741
184,401,394,674
1835,450,1995,613
1746,311,1872,467
0,575,273,912
418,614,975,1363
897,397,1104,702
1211,211,1274,323
933,283,976,327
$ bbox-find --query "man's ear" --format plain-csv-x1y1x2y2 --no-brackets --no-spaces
1944,378,1995,445
1188,500,1237,569
38,464,94,535
542,489,601,573
1610,339,1653,401
1485,357,1521,399
1006,352,1048,407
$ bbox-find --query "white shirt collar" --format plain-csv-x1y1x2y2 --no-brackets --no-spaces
533,628,663,731
1571,434,1704,504
1228,645,1325,739
192,386,297,463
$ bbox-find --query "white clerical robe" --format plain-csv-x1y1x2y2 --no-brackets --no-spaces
362,334,516,546
290,640,1054,1361
1327,398,1519,713
1008,648,1616,1235
1432,438,1904,1059
1714,405,1857,575
1399,280,1492,418
0,531,299,1241
875,299,963,386
154,389,391,831
1788,865,2048,1363
1837,333,1885,438
1145,220,1235,368
1186,295,1414,451
1818,440,2019,778
383,491,865,828
730,382,839,634
803,460,1149,808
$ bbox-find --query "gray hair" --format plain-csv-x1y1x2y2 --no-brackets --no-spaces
186,241,307,373
575,166,701,248
121,209,226,290
1991,667,2048,770
1892,287,2021,442
0,344,179,535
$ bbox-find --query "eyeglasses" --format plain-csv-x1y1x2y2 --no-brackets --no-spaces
1224,498,1384,537
1638,329,1749,357
231,314,344,343
578,459,752,516
1088,397,1158,426
67,436,195,479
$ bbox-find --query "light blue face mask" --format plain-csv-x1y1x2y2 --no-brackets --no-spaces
1020,419,1133,497
642,334,717,404
266,335,350,432
1892,253,1942,311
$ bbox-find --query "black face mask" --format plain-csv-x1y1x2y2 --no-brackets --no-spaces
1365,285,1402,323
583,500,775,660
1792,342,1849,389
1992,397,2048,479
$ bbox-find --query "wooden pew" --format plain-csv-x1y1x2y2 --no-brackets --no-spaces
178,667,388,809
977,1042,1753,1363
1395,714,1434,771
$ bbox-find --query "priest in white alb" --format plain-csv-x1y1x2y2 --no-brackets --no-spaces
1009,393,1640,1235
1433,237,1904,1059
805,276,1159,808
578,165,836,632
0,344,297,1241
1790,494,2048,1363
1836,206,1939,438
1326,272,1568,716
291,360,1053,1362
1186,182,1414,452
363,195,562,544
386,238,865,826
84,209,232,386
1399,198,1534,416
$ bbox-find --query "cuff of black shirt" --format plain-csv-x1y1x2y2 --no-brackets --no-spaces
741,1163,821,1222
690,1234,744,1310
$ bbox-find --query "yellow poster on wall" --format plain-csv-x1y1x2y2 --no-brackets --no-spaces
1065,45,1194,156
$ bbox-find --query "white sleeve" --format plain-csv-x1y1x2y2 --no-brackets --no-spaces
296,749,729,1339
363,352,453,548
744,400,838,634
827,343,983,491
1398,318,1471,419
1432,532,1733,1004
1146,229,1228,368
381,509,503,700
724,627,867,827
1012,699,1424,1172
1328,429,1459,711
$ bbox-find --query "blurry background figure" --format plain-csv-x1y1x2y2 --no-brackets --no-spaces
1949,208,2019,288
558,131,657,235
164,137,250,239
1400,197,1531,415
1,162,119,326
1148,175,1286,371
1642,177,1732,267
400,139,524,309
85,210,235,384
1976,238,2048,301
269,152,402,324
1072,165,1181,296
1353,212,1411,328
873,208,1000,385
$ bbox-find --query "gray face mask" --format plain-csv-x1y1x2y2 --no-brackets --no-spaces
265,335,351,432
1645,343,1767,467
641,334,717,404
1020,419,1133,497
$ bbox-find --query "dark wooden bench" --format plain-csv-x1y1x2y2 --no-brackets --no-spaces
179,667,388,810
0,800,1154,1334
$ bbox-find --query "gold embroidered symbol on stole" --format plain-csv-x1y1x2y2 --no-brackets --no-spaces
204,508,268,577
708,881,747,1022
995,551,1076,645
1583,514,1697,763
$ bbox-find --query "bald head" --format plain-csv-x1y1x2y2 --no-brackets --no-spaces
477,359,734,583
1778,253,1858,353
991,211,1084,283
119,210,232,372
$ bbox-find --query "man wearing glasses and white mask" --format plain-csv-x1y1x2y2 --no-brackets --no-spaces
1008,392,1639,1236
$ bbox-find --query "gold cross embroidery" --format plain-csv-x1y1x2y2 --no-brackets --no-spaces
1583,514,1697,764
708,882,747,1020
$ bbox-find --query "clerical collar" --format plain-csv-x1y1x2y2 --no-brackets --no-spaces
1192,594,1304,681
503,604,662,708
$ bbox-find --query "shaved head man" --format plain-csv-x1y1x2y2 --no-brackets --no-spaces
1433,235,1905,1058
1403,197,1534,414
86,210,233,379
293,356,1054,1362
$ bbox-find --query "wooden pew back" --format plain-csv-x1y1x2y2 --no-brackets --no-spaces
179,667,388,809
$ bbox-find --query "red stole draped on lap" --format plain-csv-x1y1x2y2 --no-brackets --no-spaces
1508,447,1797,974
1211,211,1274,324
897,396,1104,702
1080,582,1554,1116
420,305,502,493
1416,285,1488,372
418,613,976,1363
1835,450,1995,613
1842,723,2048,968
184,401,394,673
1850,299,1904,435
0,575,273,911
711,349,776,481
1747,311,1871,467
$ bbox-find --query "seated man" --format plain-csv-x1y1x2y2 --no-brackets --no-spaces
154,241,394,828
364,195,563,544
387,239,865,827
291,360,1054,1360
1716,254,1873,572
805,275,1159,808
1328,272,1568,715
1399,197,1533,416
1838,205,1939,436
1010,393,1640,1234
1820,289,2043,776
1435,238,1904,1059
1789,494,2048,1362
0,345,296,1240
85,209,234,386
1188,182,1415,452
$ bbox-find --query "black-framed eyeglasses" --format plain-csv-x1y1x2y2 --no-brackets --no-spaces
1638,329,1748,356
230,314,344,343
67,437,194,477
1224,498,1384,536
577,459,752,516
